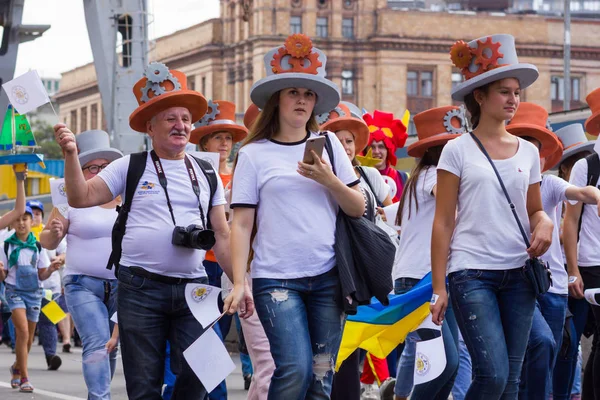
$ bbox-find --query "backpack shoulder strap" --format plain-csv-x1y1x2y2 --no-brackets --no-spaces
587,152,600,188
36,241,41,253
4,242,8,258
320,132,336,176
189,156,218,229
357,166,383,208
577,152,600,240
106,151,147,272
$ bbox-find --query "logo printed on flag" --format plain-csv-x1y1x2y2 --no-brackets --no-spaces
415,352,431,376
11,86,29,105
2,70,50,114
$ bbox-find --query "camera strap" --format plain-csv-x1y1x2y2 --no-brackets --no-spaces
150,150,208,230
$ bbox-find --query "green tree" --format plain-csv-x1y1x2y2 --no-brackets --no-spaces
31,120,63,159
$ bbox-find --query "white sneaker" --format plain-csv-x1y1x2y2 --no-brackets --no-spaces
379,377,396,400
360,383,380,400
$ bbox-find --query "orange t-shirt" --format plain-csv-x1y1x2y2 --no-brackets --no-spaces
205,173,232,263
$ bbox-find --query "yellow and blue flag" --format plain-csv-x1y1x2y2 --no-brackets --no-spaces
336,273,433,370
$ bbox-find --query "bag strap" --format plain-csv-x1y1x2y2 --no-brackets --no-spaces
577,152,600,239
4,242,8,258
470,133,531,249
106,151,148,271
357,166,383,208
189,155,218,230
320,132,337,176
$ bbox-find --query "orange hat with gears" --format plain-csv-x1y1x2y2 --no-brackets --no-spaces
363,110,409,166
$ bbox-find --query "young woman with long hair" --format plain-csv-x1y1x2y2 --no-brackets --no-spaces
430,34,553,399
230,34,365,399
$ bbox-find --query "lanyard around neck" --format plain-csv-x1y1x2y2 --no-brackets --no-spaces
150,150,207,230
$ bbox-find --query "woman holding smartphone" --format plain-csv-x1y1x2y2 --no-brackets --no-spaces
230,34,364,399
430,34,553,399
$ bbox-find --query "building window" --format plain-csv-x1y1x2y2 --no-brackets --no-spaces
91,103,98,130
54,81,60,92
316,17,328,38
342,18,354,38
290,16,302,34
201,76,206,94
342,70,354,95
551,75,583,111
407,68,435,114
70,110,78,132
188,76,196,91
80,106,88,131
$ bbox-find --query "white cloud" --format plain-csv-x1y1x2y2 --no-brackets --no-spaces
14,0,219,78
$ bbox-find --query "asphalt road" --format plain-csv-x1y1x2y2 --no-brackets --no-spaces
0,341,249,399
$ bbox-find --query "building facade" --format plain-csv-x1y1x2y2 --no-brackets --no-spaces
55,0,600,141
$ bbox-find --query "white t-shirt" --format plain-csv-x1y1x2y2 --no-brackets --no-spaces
438,134,542,273
540,175,572,295
64,206,117,280
231,131,360,279
43,239,67,294
98,152,226,278
569,158,600,267
358,166,390,209
393,166,437,280
1,242,51,286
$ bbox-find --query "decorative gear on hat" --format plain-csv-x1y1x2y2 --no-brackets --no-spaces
284,34,313,58
450,40,473,70
197,100,221,126
546,118,553,132
139,65,182,103
145,62,170,83
363,110,409,166
317,106,346,126
271,34,322,75
443,108,466,134
472,37,504,73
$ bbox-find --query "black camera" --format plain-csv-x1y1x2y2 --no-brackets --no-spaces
171,224,216,251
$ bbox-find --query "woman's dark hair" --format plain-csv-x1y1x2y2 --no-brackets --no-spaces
396,145,444,225
464,83,491,129
559,151,591,180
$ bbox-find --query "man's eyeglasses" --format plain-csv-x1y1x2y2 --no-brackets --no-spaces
82,163,109,174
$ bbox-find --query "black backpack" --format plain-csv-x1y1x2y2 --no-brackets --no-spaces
577,152,600,238
105,151,218,273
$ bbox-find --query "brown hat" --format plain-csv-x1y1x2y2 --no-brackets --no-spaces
585,88,600,136
506,102,561,158
129,62,207,133
318,103,370,154
407,106,466,158
190,100,248,145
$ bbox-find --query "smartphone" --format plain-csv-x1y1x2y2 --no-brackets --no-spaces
302,136,326,164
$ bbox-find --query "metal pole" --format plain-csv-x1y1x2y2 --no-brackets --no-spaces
564,0,571,111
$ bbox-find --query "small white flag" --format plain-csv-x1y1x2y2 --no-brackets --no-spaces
413,314,447,385
50,178,68,206
2,70,50,114
184,328,236,392
594,139,600,156
185,283,223,328
189,151,220,173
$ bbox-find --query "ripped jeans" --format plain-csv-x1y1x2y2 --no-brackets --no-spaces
253,268,344,400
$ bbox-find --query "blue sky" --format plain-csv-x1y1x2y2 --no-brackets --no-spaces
14,0,220,78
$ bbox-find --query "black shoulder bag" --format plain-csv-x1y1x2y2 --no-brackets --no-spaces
321,132,395,313
470,133,552,296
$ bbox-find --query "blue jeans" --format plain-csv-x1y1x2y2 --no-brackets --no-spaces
117,266,209,400
449,268,536,400
519,293,568,400
452,331,472,400
253,268,343,400
394,278,459,399
553,297,589,399
64,275,118,400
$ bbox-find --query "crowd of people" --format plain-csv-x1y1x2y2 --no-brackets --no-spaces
0,31,599,400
